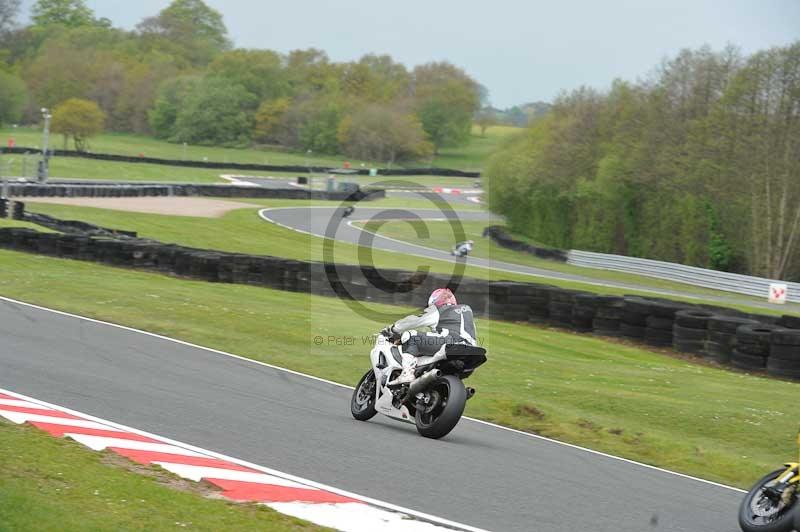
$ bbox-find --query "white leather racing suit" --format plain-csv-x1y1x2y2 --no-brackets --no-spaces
392,303,478,357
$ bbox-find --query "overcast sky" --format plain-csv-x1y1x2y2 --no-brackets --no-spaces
20,0,800,108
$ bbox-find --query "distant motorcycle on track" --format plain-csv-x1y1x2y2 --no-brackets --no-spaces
452,240,473,258
350,329,487,439
738,431,800,532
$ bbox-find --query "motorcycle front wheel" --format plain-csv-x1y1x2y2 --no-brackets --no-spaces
350,369,377,421
739,469,798,532
415,374,466,439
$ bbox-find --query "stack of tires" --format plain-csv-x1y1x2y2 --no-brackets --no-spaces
592,296,624,337
672,310,714,355
644,301,687,348
706,316,758,364
487,282,530,322
767,329,800,380
572,294,598,332
732,324,780,371
548,289,580,329
12,200,25,220
778,315,800,330
527,285,552,324
621,297,650,341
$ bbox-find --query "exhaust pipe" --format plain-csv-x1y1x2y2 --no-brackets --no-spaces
407,369,442,397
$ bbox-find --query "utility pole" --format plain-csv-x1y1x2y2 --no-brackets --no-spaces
0,156,6,199
38,108,52,183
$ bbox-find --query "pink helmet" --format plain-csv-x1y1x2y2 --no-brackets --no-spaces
428,288,457,308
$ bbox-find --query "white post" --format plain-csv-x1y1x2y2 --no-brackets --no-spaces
39,108,52,183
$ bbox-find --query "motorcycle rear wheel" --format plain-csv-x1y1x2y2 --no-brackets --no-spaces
415,375,466,439
351,369,377,421
739,468,797,532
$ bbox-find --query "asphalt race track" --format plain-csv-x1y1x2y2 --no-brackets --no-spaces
261,205,800,313
0,298,742,532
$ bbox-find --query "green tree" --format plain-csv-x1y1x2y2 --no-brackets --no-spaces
51,97,106,151
412,61,480,152
709,43,800,278
0,0,20,34
285,48,339,95
475,107,496,137
273,94,343,152
485,42,800,277
340,54,409,103
0,70,26,126
337,105,433,165
253,97,290,143
31,0,95,28
173,77,256,145
208,49,288,100
24,37,93,108
148,76,201,139
136,0,230,66
295,97,342,153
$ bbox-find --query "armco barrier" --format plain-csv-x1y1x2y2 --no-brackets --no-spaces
483,227,799,303
1,147,480,178
3,225,800,379
568,250,800,303
5,183,384,201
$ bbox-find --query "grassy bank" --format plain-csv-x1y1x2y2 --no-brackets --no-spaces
1,125,521,171
432,125,523,170
0,421,325,531
0,248,798,488
17,200,790,315
0,152,482,187
356,219,790,309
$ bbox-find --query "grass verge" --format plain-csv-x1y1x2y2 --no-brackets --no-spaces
1,125,521,171
0,421,326,531
0,248,799,488
17,200,790,316
357,219,794,313
0,152,483,188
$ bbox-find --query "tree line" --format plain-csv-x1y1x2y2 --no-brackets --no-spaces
0,0,481,164
487,43,800,280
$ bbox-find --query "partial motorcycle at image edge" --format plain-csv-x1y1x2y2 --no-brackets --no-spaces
739,431,800,532
350,330,487,439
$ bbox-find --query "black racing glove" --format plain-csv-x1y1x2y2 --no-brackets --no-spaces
380,325,399,340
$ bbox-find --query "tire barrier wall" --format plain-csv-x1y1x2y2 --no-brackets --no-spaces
482,226,567,262
1,147,480,178
4,183,385,201
24,209,137,238
3,226,800,379
2,199,25,220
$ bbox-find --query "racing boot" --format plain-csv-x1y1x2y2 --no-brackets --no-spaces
393,353,418,385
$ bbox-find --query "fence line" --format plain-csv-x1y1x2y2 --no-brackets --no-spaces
567,250,800,303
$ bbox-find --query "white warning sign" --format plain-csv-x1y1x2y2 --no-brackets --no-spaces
769,283,788,304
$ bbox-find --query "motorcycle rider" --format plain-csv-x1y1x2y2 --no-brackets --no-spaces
382,288,478,383
452,240,474,257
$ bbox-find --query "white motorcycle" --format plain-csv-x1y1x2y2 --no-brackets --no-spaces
451,240,474,258
350,331,487,439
